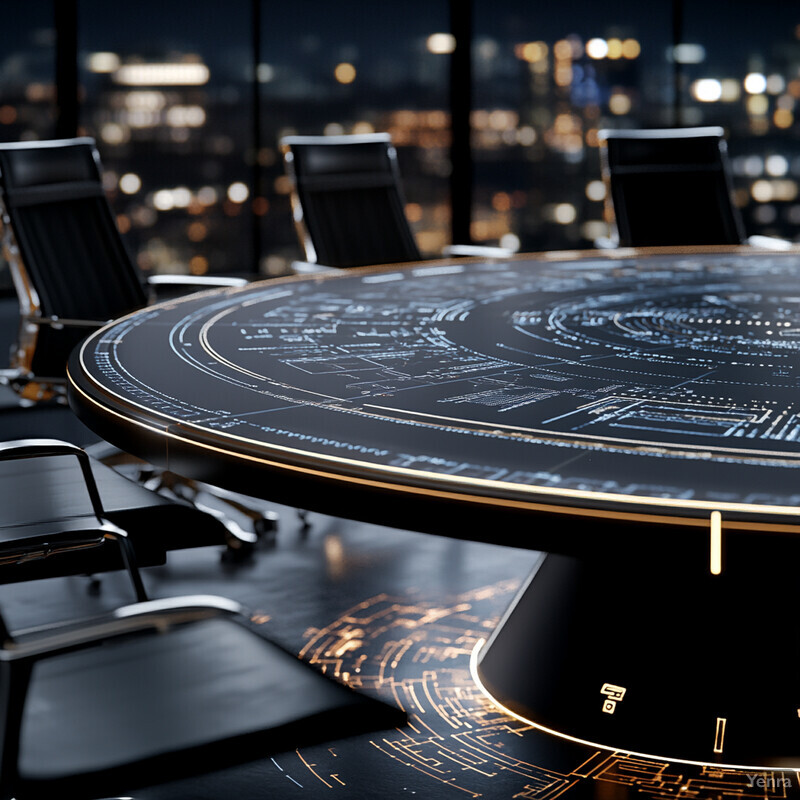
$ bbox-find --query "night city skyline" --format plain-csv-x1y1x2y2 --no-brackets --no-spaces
2,1,800,276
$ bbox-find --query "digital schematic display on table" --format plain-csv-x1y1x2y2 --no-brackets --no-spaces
71,250,800,531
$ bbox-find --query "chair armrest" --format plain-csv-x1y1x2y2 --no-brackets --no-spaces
0,438,85,462
31,316,107,329
290,260,341,274
2,595,244,660
147,274,249,289
593,235,620,250
746,234,794,251
0,367,27,384
147,274,250,303
443,244,515,259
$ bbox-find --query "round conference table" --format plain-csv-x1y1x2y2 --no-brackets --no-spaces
68,246,800,771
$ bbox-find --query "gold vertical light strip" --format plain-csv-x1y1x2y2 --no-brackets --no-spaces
714,717,727,753
710,511,723,575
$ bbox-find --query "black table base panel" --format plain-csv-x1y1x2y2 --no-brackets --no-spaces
478,535,800,769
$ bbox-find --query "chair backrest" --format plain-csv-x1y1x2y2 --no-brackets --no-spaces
281,133,422,269
0,138,148,380
598,127,745,248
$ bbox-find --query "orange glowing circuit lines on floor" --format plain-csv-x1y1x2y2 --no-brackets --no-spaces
257,580,800,798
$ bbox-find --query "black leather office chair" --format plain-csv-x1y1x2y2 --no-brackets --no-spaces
0,439,401,799
0,439,241,586
0,138,276,546
281,133,513,271
0,138,245,403
0,439,147,597
597,127,747,248
597,127,792,251
281,133,422,269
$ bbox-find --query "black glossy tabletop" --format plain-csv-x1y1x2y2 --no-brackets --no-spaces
68,248,800,544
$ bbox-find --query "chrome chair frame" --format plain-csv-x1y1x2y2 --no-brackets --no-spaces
0,440,398,795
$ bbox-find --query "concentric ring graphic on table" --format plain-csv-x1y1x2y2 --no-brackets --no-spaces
70,250,800,528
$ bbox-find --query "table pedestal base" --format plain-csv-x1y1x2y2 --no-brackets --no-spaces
476,540,800,769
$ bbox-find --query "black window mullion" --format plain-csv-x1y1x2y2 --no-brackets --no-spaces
449,0,473,246
54,0,79,139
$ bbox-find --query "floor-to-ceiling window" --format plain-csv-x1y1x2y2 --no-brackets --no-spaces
79,0,253,278
0,5,55,140
682,0,800,242
472,0,673,251
257,0,451,272
2,2,800,281
0,4,55,289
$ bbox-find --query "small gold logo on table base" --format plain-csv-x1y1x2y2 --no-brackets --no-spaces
600,683,627,714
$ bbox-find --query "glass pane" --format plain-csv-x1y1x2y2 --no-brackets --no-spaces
259,0,450,274
0,5,55,142
79,0,253,276
683,2,800,243
0,4,56,292
473,0,673,251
